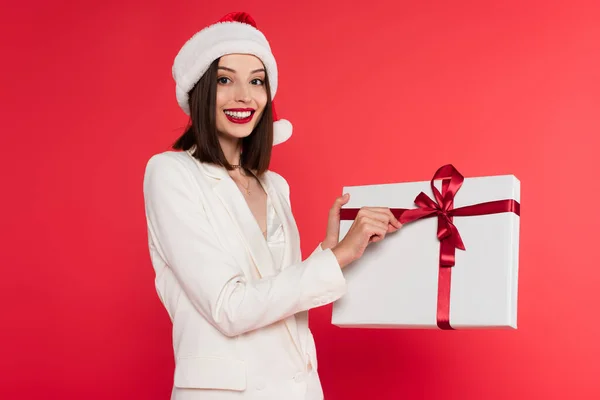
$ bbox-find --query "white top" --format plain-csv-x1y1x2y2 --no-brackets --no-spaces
265,193,286,269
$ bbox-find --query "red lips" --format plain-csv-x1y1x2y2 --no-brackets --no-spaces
224,108,255,124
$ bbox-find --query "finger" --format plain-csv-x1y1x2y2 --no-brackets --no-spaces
362,222,388,243
370,235,383,243
369,231,386,243
359,217,389,233
327,194,350,237
386,209,402,229
361,206,391,213
364,207,401,225
371,224,388,237
330,193,350,215
359,208,395,226
387,223,400,233
364,208,402,229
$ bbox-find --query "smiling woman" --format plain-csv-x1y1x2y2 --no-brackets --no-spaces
173,53,274,175
142,10,402,400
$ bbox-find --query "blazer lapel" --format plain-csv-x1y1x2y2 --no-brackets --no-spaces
198,160,277,279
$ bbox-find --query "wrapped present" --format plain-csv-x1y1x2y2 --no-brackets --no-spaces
331,165,521,330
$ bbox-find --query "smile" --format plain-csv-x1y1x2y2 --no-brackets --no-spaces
224,109,255,124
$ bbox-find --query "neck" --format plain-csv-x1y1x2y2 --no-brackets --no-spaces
218,135,243,166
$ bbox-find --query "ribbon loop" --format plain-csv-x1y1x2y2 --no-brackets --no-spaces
411,165,466,252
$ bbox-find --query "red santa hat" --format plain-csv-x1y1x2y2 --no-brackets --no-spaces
172,12,292,146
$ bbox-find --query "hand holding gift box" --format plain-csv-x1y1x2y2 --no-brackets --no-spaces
331,165,521,330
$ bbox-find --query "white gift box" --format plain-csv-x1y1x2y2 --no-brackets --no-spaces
331,166,521,329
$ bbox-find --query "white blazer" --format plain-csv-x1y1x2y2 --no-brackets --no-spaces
143,150,347,400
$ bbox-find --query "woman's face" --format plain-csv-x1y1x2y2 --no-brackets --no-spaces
215,54,268,142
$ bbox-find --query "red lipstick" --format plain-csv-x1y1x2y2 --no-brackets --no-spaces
224,108,255,124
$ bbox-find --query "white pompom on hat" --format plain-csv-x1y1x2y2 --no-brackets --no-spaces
172,11,292,146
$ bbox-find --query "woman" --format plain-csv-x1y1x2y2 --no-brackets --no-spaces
143,11,402,400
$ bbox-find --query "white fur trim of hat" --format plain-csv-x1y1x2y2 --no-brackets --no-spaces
172,12,292,146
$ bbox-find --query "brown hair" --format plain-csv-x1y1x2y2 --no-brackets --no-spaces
173,58,273,175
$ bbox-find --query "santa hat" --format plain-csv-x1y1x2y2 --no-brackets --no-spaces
172,12,292,146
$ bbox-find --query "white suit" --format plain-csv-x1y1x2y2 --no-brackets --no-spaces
143,150,347,399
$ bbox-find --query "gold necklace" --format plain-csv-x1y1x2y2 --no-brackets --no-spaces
241,175,251,195
233,171,251,195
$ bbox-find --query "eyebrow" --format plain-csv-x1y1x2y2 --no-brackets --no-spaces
218,66,266,74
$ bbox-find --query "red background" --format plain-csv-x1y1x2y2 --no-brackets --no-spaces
2,0,599,398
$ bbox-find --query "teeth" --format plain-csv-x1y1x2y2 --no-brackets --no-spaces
224,110,252,119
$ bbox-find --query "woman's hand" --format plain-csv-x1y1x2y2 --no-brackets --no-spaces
331,204,402,269
321,194,351,250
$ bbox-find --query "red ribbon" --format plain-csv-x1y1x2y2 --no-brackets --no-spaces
339,165,520,330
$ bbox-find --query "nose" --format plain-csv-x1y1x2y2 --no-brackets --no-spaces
234,82,251,103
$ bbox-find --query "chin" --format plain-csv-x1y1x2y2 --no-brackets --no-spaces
217,118,259,141
217,125,256,141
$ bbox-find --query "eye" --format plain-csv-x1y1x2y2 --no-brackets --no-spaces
217,77,231,85
251,78,264,86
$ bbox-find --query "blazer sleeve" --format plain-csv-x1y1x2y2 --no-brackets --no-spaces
143,154,347,337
